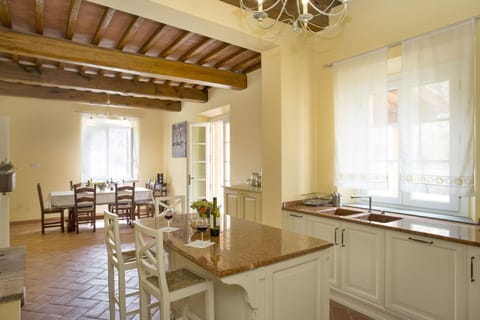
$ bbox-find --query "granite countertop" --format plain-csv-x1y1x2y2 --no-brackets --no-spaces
0,246,25,304
136,215,332,277
283,200,480,247
223,184,262,193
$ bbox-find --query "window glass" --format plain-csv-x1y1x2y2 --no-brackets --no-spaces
81,116,138,182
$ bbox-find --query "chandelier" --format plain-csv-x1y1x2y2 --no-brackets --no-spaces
239,0,349,34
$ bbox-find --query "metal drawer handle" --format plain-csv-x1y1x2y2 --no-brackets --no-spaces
341,229,346,247
471,256,476,283
334,227,339,246
289,213,303,218
408,237,434,245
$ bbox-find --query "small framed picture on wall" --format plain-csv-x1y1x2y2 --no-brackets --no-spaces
172,121,187,158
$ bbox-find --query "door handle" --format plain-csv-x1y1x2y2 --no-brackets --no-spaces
334,227,339,246
471,256,476,283
408,237,434,245
288,213,303,218
341,229,346,247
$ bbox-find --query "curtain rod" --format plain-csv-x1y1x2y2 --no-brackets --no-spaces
323,15,478,68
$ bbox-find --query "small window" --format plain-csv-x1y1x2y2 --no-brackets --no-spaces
81,115,138,182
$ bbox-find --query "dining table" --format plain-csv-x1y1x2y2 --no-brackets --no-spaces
49,187,153,231
135,214,333,320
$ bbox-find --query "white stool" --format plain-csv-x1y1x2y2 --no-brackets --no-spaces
134,221,214,320
104,210,139,319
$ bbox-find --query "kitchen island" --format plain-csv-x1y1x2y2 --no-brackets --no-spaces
0,246,25,320
136,215,332,320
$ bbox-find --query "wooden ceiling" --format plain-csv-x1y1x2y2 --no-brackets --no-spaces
0,0,262,111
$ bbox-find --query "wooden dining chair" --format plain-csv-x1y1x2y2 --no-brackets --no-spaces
135,183,156,219
73,184,97,234
104,210,139,320
113,182,136,225
37,183,65,234
69,180,82,190
154,195,186,216
134,221,215,320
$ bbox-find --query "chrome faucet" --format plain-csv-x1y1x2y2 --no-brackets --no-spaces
351,195,372,212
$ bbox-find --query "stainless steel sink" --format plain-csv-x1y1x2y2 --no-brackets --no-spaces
332,208,365,216
354,213,402,223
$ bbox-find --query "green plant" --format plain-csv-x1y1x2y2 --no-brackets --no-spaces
0,160,14,171
190,199,213,217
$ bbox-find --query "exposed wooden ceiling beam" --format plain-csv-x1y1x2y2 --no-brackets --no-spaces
35,0,45,34
0,0,11,28
0,61,208,102
0,81,181,111
117,16,144,50
0,29,247,89
180,38,216,62
232,55,261,72
215,48,247,69
159,31,196,59
65,0,82,40
92,8,116,45
139,24,167,54
198,43,231,65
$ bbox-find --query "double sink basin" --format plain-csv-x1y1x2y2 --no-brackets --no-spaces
323,207,403,223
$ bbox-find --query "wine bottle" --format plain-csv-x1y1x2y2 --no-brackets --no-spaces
210,197,220,236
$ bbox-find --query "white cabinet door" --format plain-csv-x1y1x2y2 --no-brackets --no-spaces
309,215,341,287
468,246,480,320
268,251,330,320
282,210,307,235
224,189,240,218
385,231,467,320
341,222,384,306
242,191,260,222
224,187,262,223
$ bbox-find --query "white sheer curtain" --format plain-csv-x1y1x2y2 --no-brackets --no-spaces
398,20,474,196
334,48,389,190
81,115,139,182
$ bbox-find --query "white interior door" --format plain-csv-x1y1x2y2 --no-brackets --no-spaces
187,122,211,207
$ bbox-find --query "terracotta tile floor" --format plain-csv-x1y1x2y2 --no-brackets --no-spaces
10,220,374,320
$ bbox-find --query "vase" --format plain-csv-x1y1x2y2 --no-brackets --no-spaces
0,171,15,193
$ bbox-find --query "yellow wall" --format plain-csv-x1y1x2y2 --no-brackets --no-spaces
3,0,479,225
0,300,20,320
162,70,262,199
0,96,164,222
309,0,480,220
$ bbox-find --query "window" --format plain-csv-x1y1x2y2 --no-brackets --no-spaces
368,83,464,214
334,20,474,220
81,115,138,182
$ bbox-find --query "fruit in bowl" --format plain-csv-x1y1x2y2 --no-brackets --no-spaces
190,199,213,217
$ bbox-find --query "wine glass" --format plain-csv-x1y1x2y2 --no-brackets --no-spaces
164,208,174,228
195,217,208,244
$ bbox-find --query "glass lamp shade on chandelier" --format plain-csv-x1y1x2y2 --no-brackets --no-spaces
239,0,349,33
